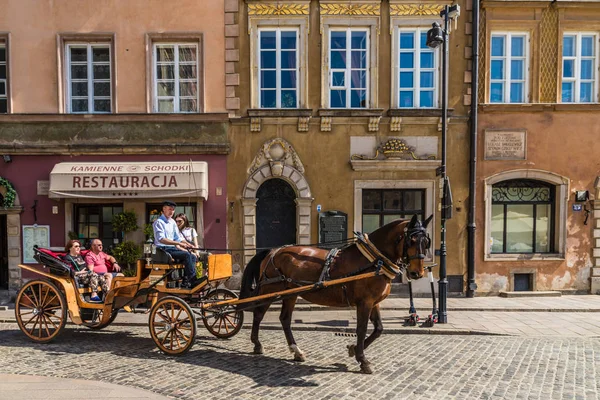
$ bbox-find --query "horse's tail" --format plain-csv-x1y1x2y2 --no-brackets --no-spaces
239,249,270,301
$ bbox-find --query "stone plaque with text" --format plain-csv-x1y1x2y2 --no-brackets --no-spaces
318,211,348,249
485,130,526,160
37,180,50,196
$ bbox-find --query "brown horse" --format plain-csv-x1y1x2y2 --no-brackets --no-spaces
239,215,433,374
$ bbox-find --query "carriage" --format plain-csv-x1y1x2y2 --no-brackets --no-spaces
15,245,244,355
14,216,434,374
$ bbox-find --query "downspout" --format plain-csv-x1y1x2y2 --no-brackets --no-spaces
466,0,479,298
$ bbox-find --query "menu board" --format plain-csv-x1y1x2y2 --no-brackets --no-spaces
22,225,50,263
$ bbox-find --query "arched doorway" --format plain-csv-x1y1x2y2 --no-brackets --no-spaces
256,179,296,248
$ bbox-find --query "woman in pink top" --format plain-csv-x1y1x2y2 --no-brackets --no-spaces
85,239,122,298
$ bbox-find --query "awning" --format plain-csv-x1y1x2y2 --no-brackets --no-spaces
49,162,208,200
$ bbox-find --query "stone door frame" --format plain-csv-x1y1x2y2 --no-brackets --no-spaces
241,164,313,265
0,194,23,293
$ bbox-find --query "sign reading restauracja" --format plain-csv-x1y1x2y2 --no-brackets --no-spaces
48,162,209,199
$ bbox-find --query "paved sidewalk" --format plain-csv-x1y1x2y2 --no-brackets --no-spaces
3,295,600,337
0,374,169,399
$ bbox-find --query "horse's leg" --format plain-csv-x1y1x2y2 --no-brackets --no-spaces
250,302,271,355
279,295,304,362
364,304,383,350
347,302,374,374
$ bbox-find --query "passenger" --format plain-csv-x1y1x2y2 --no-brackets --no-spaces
175,213,200,256
153,201,201,288
85,239,122,296
62,239,107,302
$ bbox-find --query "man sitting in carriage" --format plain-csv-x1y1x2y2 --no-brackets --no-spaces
152,200,202,288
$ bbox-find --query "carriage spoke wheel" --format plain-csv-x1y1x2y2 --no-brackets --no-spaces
149,296,196,356
15,280,67,343
82,308,118,330
201,288,244,339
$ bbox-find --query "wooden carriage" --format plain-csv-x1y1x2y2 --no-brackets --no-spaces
15,246,244,355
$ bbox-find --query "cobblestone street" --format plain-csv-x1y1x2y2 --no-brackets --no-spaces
1,323,599,399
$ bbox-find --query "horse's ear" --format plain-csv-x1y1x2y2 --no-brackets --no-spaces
408,214,418,228
423,214,433,229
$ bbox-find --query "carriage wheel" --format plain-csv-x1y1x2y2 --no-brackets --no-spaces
149,296,196,356
81,308,119,330
15,279,67,343
201,288,244,339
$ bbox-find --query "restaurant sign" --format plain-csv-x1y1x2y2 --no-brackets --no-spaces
48,162,208,199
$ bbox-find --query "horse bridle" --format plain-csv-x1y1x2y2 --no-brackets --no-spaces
395,225,431,267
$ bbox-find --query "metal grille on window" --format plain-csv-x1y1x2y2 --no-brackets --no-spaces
491,180,554,254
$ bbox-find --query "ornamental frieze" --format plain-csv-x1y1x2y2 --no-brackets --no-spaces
247,3,309,15
319,3,380,16
389,4,444,16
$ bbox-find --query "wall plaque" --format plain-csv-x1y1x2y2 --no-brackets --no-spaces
484,130,526,160
37,180,50,195
318,211,348,249
22,225,50,263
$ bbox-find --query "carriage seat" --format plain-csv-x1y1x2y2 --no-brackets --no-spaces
151,246,174,264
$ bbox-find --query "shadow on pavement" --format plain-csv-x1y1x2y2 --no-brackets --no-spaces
0,327,350,387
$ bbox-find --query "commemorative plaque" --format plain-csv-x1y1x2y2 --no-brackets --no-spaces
318,211,348,249
484,130,526,160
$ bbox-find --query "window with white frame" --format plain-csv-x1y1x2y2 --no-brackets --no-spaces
362,189,426,233
398,28,438,108
329,28,369,108
0,42,6,113
562,33,598,103
258,29,299,108
66,44,112,113
489,33,528,103
153,43,199,113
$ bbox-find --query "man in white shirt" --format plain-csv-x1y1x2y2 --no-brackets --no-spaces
153,200,200,288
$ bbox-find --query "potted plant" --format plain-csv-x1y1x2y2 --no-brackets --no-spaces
110,240,142,276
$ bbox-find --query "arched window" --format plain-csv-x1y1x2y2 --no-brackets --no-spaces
490,179,555,254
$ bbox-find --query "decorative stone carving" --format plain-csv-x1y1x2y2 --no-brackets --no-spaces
390,116,402,132
248,3,310,15
320,3,380,15
250,117,261,132
297,116,311,132
247,138,305,176
389,4,444,16
320,116,332,132
351,138,436,161
368,116,381,132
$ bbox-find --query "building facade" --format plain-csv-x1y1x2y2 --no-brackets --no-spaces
225,0,475,293
476,0,600,294
0,0,230,292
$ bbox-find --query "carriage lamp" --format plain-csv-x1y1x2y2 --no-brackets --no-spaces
575,190,589,202
427,3,460,324
143,243,153,264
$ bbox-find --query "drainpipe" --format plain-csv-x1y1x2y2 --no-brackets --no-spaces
466,0,479,298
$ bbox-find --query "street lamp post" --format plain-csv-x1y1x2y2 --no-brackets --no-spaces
426,4,459,324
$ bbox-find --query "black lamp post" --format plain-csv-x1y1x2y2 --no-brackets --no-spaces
426,4,460,324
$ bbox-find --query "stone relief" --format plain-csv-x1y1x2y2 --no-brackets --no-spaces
351,138,436,160
247,138,305,176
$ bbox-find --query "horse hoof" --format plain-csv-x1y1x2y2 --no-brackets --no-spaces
253,345,264,355
347,344,356,357
294,353,306,362
360,363,373,374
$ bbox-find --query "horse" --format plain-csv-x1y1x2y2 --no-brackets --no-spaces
239,214,433,374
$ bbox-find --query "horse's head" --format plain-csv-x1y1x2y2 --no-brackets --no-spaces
401,214,433,280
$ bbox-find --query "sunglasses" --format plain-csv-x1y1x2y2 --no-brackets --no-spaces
73,245,80,248
176,219,183,223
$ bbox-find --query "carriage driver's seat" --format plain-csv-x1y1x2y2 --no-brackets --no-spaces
151,246,175,265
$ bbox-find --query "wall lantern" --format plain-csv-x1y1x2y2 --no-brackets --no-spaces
575,190,589,202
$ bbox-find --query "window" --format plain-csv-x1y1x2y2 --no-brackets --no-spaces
361,189,425,234
490,33,528,103
153,43,199,113
74,204,123,249
490,180,554,254
562,33,598,103
0,41,6,113
329,29,368,108
258,29,298,108
66,44,112,113
398,28,438,108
